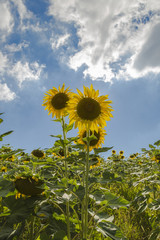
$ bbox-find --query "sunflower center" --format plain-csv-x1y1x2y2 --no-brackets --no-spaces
32,150,44,158
82,130,100,146
59,149,64,156
51,93,69,110
77,97,101,120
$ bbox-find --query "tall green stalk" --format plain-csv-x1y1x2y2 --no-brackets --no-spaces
62,117,71,240
83,129,90,239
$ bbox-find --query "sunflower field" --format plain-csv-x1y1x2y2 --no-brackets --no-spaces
0,85,160,240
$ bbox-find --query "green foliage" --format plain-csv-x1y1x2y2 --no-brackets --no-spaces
0,115,160,239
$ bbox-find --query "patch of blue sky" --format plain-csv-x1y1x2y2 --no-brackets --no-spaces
132,10,154,25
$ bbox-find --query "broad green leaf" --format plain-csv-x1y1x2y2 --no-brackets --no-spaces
149,144,155,149
154,140,160,146
94,146,113,154
74,185,85,201
97,221,128,240
0,226,13,240
90,189,129,209
0,179,15,197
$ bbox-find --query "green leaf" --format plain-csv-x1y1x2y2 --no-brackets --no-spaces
149,144,155,149
0,118,3,124
64,123,74,132
74,185,85,201
0,179,15,197
2,195,37,224
97,221,128,240
0,130,13,140
154,140,160,146
141,148,147,152
83,134,98,143
52,118,62,123
50,134,62,139
90,189,129,209
94,147,113,154
0,225,13,240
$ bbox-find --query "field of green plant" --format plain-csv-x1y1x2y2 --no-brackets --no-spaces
0,85,160,240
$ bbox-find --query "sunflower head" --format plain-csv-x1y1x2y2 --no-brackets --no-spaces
129,154,135,159
120,155,125,159
90,157,101,169
14,177,44,196
31,149,45,159
42,84,72,119
68,84,113,131
119,150,124,155
53,148,65,158
78,128,106,151
6,155,15,161
112,150,116,154
1,166,7,172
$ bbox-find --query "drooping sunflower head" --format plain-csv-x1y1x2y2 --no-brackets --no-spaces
90,157,101,169
14,177,44,196
52,148,65,158
42,84,72,119
31,149,45,159
68,84,113,131
77,128,106,151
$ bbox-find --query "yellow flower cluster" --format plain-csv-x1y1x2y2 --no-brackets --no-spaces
42,84,113,160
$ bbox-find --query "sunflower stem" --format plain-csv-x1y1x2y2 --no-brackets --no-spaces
83,129,90,239
62,117,71,240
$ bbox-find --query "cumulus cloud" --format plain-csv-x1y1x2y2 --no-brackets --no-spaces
11,0,33,21
0,52,8,74
48,0,160,82
10,61,45,87
51,33,70,49
0,1,14,40
5,42,29,52
0,83,16,101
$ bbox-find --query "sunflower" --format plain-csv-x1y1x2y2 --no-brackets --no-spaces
52,148,65,158
31,149,45,159
129,154,135,159
1,166,7,172
90,157,101,169
14,177,44,196
152,154,160,163
68,84,113,131
120,155,125,159
77,128,106,151
6,155,15,161
42,84,72,118
112,150,116,154
119,150,124,155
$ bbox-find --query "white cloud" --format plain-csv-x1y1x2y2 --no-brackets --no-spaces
0,1,14,40
0,83,16,101
48,0,160,82
10,61,45,87
5,42,29,52
11,0,33,21
0,52,8,74
51,33,70,49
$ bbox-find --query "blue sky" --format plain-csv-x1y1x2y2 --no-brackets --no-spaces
0,0,160,158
